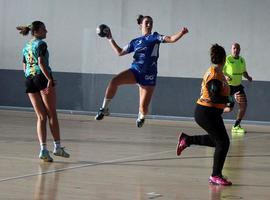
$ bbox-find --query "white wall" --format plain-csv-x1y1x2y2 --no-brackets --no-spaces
1,0,270,80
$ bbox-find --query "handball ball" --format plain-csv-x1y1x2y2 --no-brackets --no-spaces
96,24,110,37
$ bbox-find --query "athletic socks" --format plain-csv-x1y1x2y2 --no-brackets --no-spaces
138,112,145,120
40,141,62,150
40,143,47,151
102,98,111,110
234,119,242,127
54,140,61,150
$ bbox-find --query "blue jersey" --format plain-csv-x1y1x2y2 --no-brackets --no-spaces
124,32,165,74
22,39,51,77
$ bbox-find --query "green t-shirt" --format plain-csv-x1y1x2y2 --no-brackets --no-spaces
223,55,246,86
22,39,51,77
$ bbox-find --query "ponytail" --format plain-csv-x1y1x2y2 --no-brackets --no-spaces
16,21,44,36
137,15,144,25
16,25,31,36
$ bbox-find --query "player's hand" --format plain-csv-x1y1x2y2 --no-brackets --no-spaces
223,106,233,113
42,79,53,95
106,29,112,40
181,27,189,35
225,76,232,81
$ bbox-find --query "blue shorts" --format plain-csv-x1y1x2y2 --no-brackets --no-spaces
129,68,157,86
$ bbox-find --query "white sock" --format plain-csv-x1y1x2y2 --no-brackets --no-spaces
54,140,61,150
40,143,47,151
102,98,111,110
138,112,145,120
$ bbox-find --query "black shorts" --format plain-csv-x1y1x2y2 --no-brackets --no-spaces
230,85,245,95
25,73,54,93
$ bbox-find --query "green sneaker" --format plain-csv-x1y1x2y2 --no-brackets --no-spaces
231,125,245,134
53,147,70,158
39,149,53,162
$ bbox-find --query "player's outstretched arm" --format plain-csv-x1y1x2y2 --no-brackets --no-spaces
164,27,188,43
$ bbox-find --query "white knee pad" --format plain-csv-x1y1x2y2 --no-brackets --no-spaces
235,93,247,104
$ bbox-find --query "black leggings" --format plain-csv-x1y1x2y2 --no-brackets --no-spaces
188,104,230,176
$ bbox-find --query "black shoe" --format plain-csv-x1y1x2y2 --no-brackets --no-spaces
95,108,110,120
136,118,145,128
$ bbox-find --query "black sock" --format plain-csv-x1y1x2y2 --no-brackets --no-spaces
234,119,241,127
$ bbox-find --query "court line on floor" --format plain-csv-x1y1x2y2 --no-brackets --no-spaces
0,150,173,183
0,133,269,183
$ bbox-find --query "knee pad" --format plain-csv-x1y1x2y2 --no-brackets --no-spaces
235,93,247,103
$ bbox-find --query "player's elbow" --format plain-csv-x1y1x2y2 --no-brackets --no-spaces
117,51,126,56
165,37,176,43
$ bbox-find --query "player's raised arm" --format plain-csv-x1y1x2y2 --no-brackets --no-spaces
163,27,188,43
107,35,128,57
96,24,127,56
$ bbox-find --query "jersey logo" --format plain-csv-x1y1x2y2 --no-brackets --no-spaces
145,75,155,80
136,40,143,46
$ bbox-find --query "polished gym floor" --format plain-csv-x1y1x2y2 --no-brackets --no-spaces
0,109,269,200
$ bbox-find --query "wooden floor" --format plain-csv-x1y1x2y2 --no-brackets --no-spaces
0,110,269,200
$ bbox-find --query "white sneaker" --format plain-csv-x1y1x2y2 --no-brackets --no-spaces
53,147,70,158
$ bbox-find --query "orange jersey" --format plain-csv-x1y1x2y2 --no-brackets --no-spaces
197,66,230,109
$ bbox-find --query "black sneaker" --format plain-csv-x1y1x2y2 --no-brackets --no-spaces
136,118,145,128
95,108,110,120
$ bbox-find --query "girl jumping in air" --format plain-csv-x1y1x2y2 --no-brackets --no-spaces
95,15,188,128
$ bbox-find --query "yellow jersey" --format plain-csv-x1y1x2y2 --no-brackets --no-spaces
223,55,246,86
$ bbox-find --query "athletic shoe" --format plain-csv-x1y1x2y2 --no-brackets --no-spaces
209,175,232,186
231,125,245,134
136,118,145,128
231,131,245,139
95,108,110,120
176,132,188,156
39,149,53,162
53,147,70,158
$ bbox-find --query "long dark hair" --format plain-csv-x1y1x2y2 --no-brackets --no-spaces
137,15,153,25
16,21,44,36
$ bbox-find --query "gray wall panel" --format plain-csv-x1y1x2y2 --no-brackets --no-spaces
153,77,200,117
0,69,29,107
1,69,269,122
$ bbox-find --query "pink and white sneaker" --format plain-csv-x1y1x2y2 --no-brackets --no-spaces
176,133,188,156
209,175,232,186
